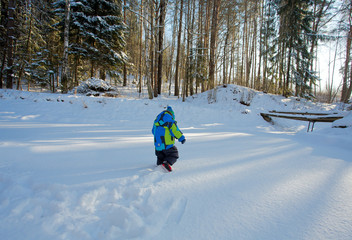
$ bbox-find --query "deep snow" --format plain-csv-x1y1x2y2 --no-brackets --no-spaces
0,85,351,240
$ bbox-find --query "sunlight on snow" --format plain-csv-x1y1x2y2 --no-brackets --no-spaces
186,132,252,142
0,122,104,128
30,135,153,153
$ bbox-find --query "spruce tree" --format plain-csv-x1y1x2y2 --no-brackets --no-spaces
28,0,61,91
54,0,126,85
275,0,317,98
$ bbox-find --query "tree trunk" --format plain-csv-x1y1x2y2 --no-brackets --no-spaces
183,0,191,101
174,0,183,96
346,56,352,102
157,0,166,95
285,36,293,97
138,0,143,94
144,2,154,100
0,0,7,88
100,69,106,80
240,1,248,86
195,0,204,93
208,0,220,90
90,61,94,78
151,1,158,97
0,49,6,89
61,0,70,93
341,20,352,102
189,0,196,96
168,1,177,95
6,0,15,89
223,13,230,85
17,7,34,90
123,0,127,86
229,40,234,84
203,0,211,90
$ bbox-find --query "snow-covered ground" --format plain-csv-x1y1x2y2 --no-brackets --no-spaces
1,85,351,240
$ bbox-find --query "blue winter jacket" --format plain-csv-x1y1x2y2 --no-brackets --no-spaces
152,109,185,151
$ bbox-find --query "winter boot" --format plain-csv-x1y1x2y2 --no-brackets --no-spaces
162,161,172,172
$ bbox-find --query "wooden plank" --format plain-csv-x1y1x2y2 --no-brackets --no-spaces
260,113,273,122
261,111,344,132
260,113,344,123
269,110,339,116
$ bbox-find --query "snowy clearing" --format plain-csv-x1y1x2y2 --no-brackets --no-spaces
0,85,351,240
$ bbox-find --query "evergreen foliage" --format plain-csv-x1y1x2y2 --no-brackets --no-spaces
53,0,126,84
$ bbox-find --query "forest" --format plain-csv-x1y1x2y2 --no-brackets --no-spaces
1,0,352,103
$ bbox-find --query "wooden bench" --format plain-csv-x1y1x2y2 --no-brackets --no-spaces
260,111,344,132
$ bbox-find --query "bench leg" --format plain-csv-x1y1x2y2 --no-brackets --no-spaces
307,121,316,132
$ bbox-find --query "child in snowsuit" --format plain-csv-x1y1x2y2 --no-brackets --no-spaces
152,106,186,172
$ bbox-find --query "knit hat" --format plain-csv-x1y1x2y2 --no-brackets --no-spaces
166,106,175,118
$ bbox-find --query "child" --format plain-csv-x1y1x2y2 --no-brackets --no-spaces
152,106,186,172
